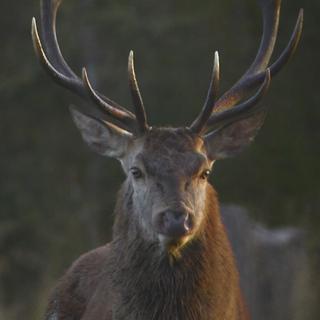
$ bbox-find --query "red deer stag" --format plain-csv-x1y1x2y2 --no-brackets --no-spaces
31,0,303,319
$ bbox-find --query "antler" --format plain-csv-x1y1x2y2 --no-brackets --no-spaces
128,51,149,133
31,0,148,135
190,51,220,134
190,0,303,134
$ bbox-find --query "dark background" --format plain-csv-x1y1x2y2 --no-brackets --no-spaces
0,0,319,318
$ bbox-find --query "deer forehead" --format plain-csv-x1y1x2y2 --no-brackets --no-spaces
123,128,210,176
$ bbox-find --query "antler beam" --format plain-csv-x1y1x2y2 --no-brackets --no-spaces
31,0,148,135
190,0,303,134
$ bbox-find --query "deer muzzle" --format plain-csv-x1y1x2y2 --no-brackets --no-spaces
155,210,193,239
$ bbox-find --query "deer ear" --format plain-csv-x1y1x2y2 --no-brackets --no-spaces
204,110,267,160
70,107,133,159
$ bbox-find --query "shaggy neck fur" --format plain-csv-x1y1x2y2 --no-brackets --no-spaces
108,182,245,320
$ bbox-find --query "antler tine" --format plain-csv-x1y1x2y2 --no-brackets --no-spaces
32,17,85,98
243,0,281,76
32,0,138,133
128,51,149,134
268,8,303,75
211,0,303,113
208,69,271,130
39,0,74,78
189,51,220,134
82,68,136,128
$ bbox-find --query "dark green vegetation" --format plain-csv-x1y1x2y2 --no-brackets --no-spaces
0,0,319,318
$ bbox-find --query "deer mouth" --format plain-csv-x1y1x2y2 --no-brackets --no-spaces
158,233,193,257
153,209,195,255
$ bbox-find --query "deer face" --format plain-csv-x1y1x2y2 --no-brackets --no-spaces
123,128,213,250
71,110,214,251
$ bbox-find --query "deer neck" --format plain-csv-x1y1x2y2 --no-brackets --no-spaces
109,183,241,320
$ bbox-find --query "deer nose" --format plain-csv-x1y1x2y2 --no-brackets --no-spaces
155,210,192,238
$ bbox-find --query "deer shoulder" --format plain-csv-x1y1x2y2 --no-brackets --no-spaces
45,245,113,320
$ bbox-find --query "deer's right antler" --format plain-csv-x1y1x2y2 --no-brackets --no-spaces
31,0,148,135
190,0,303,134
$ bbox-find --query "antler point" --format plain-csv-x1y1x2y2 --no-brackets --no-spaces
81,68,93,93
82,67,87,78
129,50,134,62
214,52,220,73
298,8,304,24
31,17,38,36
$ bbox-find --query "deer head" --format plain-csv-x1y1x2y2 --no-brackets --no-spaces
31,0,303,254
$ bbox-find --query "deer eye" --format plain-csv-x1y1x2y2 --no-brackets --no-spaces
130,167,143,179
200,169,211,180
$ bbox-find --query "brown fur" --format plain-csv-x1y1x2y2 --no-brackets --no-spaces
45,128,249,320
45,187,249,320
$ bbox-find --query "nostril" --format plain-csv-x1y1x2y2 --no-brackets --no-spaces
171,211,184,221
164,211,185,225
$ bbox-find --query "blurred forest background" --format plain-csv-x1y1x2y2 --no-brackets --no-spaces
0,0,319,319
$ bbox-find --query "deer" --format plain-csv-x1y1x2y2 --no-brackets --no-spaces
31,0,303,319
